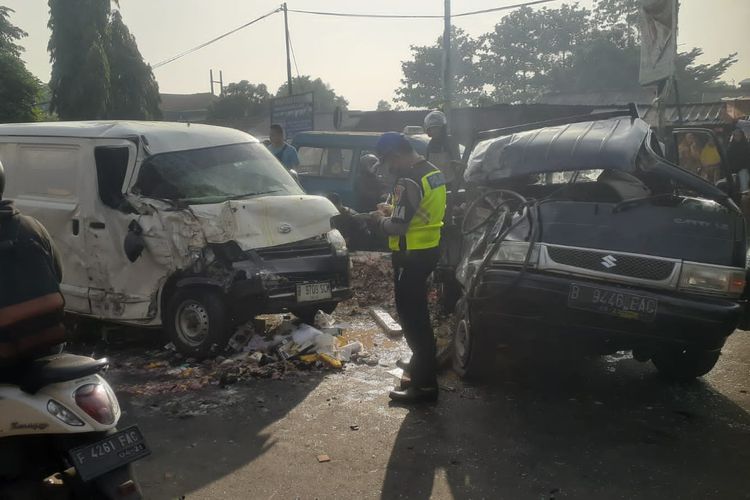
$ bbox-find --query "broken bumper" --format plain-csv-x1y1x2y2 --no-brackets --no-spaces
226,250,351,321
470,268,742,351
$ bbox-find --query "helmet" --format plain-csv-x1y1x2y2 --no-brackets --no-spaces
0,159,4,199
359,154,379,170
376,132,411,158
424,110,447,130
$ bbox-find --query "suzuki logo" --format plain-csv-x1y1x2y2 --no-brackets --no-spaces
601,255,618,269
277,223,292,234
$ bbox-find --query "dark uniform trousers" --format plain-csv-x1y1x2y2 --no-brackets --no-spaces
392,247,440,389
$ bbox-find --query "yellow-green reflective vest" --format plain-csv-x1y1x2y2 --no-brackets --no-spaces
389,164,447,251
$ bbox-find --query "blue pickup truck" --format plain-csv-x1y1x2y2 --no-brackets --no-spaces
292,131,429,212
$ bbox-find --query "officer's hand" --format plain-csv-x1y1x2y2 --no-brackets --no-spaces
376,203,393,216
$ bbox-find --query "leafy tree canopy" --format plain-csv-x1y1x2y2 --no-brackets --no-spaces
0,6,42,123
276,76,349,113
208,80,270,121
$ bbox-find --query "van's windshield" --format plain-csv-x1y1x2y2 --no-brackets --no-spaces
133,142,303,204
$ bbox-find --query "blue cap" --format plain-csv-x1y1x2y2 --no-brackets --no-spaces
376,132,410,158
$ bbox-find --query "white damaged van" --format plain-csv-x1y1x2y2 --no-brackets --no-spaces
0,121,351,355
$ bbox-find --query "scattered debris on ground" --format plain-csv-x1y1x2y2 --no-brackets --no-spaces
350,252,394,308
369,307,403,337
77,251,456,404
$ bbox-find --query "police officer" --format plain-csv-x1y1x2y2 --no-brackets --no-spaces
368,132,447,403
0,160,65,366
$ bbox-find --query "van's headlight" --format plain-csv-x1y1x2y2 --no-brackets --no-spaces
679,263,746,297
327,230,347,256
492,241,538,265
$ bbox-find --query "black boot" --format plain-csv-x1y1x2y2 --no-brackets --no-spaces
389,386,438,404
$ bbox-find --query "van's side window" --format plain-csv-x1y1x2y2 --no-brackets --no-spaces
296,147,353,178
95,147,129,208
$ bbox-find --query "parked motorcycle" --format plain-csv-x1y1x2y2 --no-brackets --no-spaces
0,353,149,499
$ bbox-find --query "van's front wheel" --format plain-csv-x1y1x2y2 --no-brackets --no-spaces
166,289,231,357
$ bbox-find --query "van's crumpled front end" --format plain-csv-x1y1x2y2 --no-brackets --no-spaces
186,195,351,321
453,118,748,381
126,139,352,354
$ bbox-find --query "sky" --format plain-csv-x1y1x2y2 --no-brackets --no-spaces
3,0,749,110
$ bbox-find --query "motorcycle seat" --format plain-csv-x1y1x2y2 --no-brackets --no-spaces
16,354,109,393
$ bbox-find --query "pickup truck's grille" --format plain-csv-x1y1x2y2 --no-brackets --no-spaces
546,246,676,281
256,238,332,260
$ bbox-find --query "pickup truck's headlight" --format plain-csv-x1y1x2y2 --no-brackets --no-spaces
679,263,746,297
327,229,348,256
492,241,538,265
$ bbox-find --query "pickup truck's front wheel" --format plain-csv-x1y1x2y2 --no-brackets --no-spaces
452,314,493,381
652,348,721,382
166,289,231,357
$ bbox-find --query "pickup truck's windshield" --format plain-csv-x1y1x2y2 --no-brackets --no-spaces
134,142,303,204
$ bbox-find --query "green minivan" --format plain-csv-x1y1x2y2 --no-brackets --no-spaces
292,131,429,212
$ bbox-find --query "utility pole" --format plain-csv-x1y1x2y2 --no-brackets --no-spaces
209,70,224,96
442,0,452,121
283,3,293,96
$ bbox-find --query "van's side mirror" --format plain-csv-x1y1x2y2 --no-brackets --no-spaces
124,220,145,263
289,168,302,186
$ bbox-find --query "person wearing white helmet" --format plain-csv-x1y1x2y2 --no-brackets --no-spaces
423,110,460,185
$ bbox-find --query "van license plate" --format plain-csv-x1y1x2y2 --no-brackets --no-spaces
297,282,332,302
568,284,657,322
68,426,150,482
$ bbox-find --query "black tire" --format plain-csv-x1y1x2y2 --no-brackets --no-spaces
291,301,338,325
165,288,231,357
452,314,494,381
652,348,721,382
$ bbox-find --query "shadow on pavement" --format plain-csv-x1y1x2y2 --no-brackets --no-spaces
71,327,327,499
381,352,750,499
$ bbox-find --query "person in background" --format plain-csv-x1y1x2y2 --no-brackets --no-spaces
354,154,384,212
728,129,750,193
268,124,300,170
423,110,460,186
699,135,722,183
366,132,447,404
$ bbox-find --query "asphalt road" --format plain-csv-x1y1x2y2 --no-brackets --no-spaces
114,324,750,500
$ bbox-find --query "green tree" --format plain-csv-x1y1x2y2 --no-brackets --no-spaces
0,6,42,123
48,0,112,120
479,5,591,102
276,76,348,113
674,49,738,102
106,10,161,119
592,0,640,48
0,5,25,56
376,100,392,111
208,80,270,120
396,27,483,108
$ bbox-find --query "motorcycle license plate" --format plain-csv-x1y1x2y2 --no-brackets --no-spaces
296,282,332,302
69,426,150,482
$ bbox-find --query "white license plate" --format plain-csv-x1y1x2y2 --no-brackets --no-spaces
296,282,332,302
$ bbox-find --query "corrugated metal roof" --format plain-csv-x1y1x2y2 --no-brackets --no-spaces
642,102,729,126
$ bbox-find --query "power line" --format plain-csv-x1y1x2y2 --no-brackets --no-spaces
287,0,557,20
152,8,281,70
288,28,301,78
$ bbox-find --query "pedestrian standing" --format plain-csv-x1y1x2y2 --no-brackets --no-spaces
268,124,300,170
423,110,460,185
366,132,447,404
728,129,750,193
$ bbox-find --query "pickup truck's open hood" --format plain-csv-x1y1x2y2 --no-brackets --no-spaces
189,195,338,251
